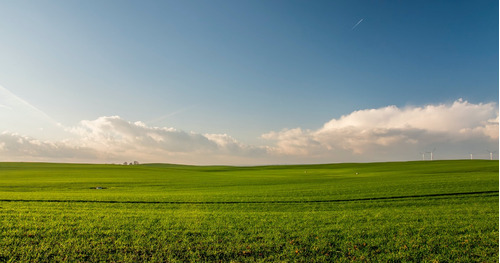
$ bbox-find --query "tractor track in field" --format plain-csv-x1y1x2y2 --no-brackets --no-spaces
0,191,497,205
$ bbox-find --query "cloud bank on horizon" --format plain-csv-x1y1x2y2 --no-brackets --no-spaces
0,99,497,165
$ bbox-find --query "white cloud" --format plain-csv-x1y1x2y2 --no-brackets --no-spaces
68,116,216,153
0,132,98,162
263,99,498,162
261,128,321,155
459,115,499,140
64,116,266,164
0,99,497,164
320,99,496,134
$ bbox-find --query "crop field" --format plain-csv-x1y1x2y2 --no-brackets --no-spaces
0,160,498,262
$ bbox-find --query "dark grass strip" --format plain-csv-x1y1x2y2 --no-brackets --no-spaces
0,191,497,205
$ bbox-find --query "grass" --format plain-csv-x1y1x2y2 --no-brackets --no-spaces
0,160,498,262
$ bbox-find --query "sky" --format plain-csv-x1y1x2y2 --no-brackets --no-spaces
0,0,498,165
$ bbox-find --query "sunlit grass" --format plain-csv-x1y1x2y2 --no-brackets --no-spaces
0,160,497,262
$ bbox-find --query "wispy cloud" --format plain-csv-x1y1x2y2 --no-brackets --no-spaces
352,18,364,30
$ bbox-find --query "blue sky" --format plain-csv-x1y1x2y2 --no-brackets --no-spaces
0,1,498,164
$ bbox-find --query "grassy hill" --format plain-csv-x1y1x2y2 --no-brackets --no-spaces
0,160,498,262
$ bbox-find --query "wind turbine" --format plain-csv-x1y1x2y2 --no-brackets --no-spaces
469,153,473,160
486,150,497,160
426,148,436,161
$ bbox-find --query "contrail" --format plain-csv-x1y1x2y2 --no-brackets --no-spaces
0,104,12,110
147,105,196,125
0,85,59,125
352,18,364,30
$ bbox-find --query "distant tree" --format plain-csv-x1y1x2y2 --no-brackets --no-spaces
123,162,128,165
133,161,139,165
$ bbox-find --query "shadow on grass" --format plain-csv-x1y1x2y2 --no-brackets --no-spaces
0,191,497,204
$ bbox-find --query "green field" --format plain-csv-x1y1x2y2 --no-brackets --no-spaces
0,160,498,262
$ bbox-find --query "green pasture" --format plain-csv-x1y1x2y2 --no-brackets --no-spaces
0,160,498,262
